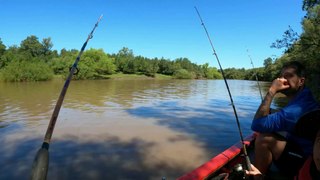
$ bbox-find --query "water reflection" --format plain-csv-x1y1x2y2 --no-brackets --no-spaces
0,79,277,179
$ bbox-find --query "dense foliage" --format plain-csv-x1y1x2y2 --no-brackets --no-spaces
269,1,320,99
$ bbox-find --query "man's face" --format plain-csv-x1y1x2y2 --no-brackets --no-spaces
313,132,320,171
279,67,305,96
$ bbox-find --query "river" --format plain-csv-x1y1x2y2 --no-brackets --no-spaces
0,79,278,179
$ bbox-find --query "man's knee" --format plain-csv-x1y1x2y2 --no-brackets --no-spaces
255,133,287,159
255,133,280,146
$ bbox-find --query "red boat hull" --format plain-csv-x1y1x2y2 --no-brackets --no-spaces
178,133,257,180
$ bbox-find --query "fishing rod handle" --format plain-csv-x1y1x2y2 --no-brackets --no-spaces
245,155,252,171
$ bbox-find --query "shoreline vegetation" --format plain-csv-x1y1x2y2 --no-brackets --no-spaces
0,36,319,100
0,1,319,100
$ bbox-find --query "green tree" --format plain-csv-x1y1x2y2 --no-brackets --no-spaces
79,48,116,78
0,38,6,57
173,69,193,79
244,67,264,81
134,55,147,73
42,37,53,55
20,35,44,57
303,0,320,10
296,4,320,99
175,58,194,71
1,59,53,82
123,59,138,74
50,49,78,75
0,46,19,69
224,68,245,79
83,49,116,75
41,37,57,62
299,5,320,62
145,59,159,77
263,57,277,81
115,47,134,72
270,26,300,53
158,58,179,75
206,67,222,79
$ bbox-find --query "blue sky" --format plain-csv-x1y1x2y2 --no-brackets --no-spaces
0,0,306,69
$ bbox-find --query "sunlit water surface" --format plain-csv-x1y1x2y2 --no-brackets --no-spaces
0,79,277,179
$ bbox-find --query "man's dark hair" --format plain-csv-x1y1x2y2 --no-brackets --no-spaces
282,60,306,78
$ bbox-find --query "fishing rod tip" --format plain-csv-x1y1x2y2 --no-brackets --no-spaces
98,14,103,21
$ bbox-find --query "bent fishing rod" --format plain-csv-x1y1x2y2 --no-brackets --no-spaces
194,7,252,171
247,49,263,101
31,15,103,180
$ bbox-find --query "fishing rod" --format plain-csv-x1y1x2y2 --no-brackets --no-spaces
30,15,103,180
247,49,263,101
194,7,252,171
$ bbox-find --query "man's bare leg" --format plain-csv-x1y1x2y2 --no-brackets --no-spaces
254,133,287,174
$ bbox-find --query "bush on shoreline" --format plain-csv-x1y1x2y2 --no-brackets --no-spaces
1,60,53,82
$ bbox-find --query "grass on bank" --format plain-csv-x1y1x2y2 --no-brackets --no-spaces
0,71,174,82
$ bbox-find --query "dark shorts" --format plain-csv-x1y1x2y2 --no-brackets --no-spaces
273,140,306,176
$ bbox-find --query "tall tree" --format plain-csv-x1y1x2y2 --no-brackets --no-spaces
42,37,53,55
270,26,300,53
20,35,43,57
115,47,134,72
0,46,18,69
303,0,320,10
0,38,6,57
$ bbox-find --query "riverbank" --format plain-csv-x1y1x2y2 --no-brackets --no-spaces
0,73,173,82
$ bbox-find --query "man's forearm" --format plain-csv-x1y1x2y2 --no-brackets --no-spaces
254,89,276,120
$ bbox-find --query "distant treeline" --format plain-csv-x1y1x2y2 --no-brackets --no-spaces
0,0,319,100
0,35,280,83
0,36,225,81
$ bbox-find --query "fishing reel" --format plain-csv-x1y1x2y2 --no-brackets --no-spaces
228,164,246,179
69,66,80,75
210,164,248,180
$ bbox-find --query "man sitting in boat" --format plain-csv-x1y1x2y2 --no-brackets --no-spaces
251,61,319,177
246,109,320,179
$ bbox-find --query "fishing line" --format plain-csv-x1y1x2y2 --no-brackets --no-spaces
247,49,263,101
194,6,252,171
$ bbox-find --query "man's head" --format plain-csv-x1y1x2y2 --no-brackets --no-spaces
279,61,306,96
